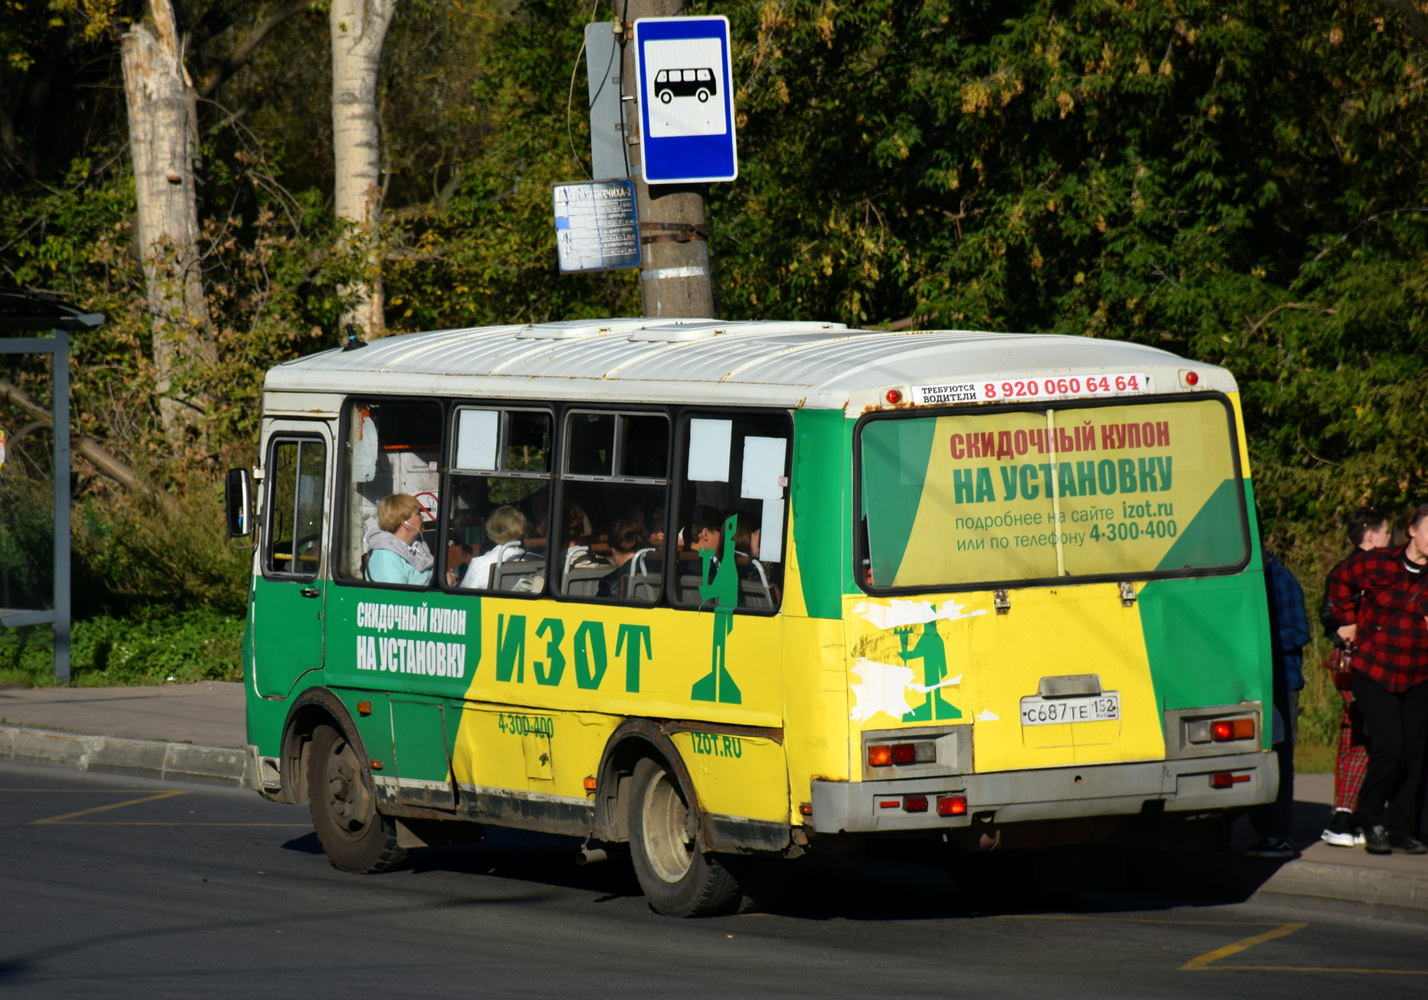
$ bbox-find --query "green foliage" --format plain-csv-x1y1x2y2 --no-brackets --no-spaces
0,606,244,688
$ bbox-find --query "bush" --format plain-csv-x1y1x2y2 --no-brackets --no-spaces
0,467,248,687
0,605,243,688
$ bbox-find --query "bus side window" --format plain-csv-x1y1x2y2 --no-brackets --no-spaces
264,437,325,579
335,398,444,587
445,407,553,594
672,412,791,611
557,411,669,605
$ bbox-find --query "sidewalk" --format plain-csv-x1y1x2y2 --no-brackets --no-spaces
1241,770,1428,918
2,682,1426,918
0,681,249,785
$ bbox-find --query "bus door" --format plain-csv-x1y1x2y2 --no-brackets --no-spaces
254,422,333,699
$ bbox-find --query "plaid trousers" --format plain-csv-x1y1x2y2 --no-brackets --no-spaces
1334,688,1370,813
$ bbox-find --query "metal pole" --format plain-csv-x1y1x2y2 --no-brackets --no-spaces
620,0,717,320
52,329,70,684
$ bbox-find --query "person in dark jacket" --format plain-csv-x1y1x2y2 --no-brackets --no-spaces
1318,507,1389,847
1246,550,1311,859
1328,503,1428,855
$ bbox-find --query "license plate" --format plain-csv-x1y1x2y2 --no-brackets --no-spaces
1019,692,1120,725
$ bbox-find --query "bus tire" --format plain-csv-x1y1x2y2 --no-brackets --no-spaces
307,723,406,874
628,755,742,917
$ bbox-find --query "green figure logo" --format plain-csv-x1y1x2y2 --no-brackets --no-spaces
691,515,742,704
896,615,962,722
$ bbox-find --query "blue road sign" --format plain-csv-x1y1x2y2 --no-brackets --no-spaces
633,16,737,185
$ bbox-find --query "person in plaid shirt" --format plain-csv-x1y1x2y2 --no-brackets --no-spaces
1328,503,1428,855
1319,507,1390,847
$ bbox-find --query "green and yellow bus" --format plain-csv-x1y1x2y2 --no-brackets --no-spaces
231,318,1275,915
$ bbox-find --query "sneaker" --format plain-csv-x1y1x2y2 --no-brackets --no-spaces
1390,835,1428,855
1364,825,1392,855
1321,810,1358,848
1245,837,1298,859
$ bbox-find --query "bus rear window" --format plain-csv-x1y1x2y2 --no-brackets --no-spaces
858,397,1247,590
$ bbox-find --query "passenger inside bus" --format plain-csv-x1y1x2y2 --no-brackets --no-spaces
460,505,535,590
562,504,608,573
363,493,435,586
732,511,775,607
596,517,649,599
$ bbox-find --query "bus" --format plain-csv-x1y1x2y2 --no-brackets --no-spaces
230,317,1275,916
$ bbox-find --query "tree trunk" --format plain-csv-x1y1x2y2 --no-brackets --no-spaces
621,0,717,319
121,0,214,444
330,0,398,341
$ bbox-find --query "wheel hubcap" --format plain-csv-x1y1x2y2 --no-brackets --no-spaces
324,738,372,836
642,769,694,883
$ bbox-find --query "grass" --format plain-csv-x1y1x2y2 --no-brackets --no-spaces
0,606,244,688
1294,741,1335,774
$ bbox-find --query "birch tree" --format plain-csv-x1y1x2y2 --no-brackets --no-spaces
121,0,214,442
331,0,399,340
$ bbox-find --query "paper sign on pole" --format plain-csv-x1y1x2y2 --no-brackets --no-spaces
551,180,641,273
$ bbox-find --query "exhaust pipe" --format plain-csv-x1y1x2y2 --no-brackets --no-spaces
576,847,608,866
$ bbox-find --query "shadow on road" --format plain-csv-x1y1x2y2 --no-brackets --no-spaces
390,824,1296,923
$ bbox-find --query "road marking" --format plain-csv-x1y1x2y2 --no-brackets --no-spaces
11,787,310,828
1004,915,1281,927
1180,923,1306,970
32,790,188,824
51,822,311,827
1006,915,1428,975
0,788,157,792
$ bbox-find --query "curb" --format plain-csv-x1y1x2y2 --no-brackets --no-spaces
0,725,250,787
1254,858,1428,920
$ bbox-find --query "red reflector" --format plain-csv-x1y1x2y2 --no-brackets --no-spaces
891,743,917,765
868,744,893,767
903,795,928,813
1185,371,1199,386
886,388,903,405
938,795,967,816
1211,772,1251,789
878,799,901,809
1212,718,1254,741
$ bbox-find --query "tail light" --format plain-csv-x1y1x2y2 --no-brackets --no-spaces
1210,772,1251,789
1187,715,1256,744
1211,717,1255,742
868,741,937,768
938,795,967,817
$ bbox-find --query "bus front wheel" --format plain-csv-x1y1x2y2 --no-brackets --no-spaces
307,723,406,874
628,756,742,916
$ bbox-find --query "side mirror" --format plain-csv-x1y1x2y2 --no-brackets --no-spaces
225,468,252,538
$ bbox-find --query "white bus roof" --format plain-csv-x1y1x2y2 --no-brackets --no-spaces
262,318,1235,411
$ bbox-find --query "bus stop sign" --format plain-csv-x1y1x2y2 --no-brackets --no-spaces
633,16,737,184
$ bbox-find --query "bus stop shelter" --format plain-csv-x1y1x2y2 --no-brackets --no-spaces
0,289,104,683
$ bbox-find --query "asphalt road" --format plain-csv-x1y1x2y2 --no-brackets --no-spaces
2,760,1426,999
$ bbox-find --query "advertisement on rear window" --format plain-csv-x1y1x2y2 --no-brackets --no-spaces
859,398,1246,589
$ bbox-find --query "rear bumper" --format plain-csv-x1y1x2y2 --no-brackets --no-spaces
809,750,1276,834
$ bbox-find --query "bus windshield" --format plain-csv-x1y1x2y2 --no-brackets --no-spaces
859,397,1247,590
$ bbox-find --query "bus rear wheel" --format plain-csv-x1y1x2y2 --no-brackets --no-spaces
628,756,742,916
307,723,405,874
